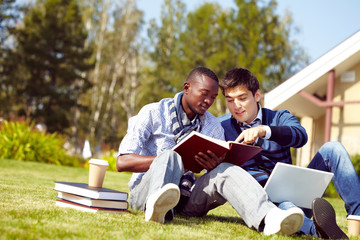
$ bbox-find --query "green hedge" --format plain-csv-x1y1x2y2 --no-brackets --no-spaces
351,154,360,176
0,120,84,167
101,149,118,171
83,150,118,172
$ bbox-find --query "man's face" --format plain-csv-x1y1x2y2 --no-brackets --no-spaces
183,75,219,119
224,85,261,124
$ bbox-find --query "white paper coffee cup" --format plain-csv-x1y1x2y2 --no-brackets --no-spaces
347,215,360,236
88,159,109,188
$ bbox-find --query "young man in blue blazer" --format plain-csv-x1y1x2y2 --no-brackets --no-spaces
218,67,358,239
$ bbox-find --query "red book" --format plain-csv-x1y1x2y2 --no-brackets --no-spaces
172,131,263,173
57,191,128,209
55,199,130,214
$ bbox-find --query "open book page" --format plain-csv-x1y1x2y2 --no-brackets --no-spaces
174,131,230,149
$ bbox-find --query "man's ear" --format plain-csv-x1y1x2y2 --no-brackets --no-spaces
255,89,261,102
183,82,190,94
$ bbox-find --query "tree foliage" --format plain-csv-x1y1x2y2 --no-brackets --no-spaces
1,0,309,155
0,0,16,41
145,0,186,102
13,0,93,133
0,0,18,116
82,0,143,153
148,0,309,115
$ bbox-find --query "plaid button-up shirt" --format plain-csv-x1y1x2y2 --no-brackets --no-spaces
119,96,225,187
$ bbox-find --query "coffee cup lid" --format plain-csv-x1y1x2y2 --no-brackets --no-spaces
89,159,109,166
347,215,360,220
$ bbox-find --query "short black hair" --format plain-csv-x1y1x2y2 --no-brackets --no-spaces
219,67,259,96
186,66,218,83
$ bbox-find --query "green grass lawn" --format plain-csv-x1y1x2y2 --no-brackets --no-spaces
0,158,352,239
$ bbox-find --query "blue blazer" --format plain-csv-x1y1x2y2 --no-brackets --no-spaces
218,108,308,185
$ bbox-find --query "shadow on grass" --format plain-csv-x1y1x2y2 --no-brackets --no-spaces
172,214,245,226
130,209,317,239
130,208,245,225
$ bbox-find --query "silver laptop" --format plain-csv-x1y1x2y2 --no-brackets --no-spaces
264,162,334,209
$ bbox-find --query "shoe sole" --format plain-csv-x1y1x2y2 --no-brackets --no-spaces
279,208,304,235
145,183,180,223
312,198,348,239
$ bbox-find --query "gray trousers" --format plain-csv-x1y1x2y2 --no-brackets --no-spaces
128,150,275,230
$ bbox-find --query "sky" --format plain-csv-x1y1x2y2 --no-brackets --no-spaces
136,0,360,62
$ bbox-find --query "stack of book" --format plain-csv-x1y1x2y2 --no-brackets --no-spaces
54,181,130,214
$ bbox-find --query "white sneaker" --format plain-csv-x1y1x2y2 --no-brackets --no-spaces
145,183,180,223
263,207,304,236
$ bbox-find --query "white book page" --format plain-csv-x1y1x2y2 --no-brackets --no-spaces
190,131,230,149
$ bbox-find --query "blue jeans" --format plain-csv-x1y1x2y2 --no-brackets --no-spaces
279,141,360,236
128,150,185,211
